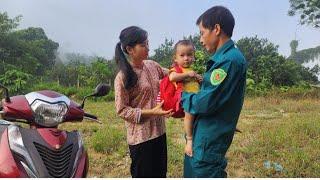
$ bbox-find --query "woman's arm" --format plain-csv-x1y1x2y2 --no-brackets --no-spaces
114,74,143,124
115,73,172,123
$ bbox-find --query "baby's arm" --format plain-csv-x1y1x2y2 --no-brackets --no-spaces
169,71,195,82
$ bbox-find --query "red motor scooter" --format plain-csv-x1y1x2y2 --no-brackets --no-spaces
0,83,110,178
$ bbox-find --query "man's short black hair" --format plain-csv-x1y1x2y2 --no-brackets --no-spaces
196,6,235,37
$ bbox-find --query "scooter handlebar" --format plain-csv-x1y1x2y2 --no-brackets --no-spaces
84,112,97,119
83,112,102,124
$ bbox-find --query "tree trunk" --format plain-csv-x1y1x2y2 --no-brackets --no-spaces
77,76,80,88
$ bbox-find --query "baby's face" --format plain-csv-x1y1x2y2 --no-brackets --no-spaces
174,45,195,68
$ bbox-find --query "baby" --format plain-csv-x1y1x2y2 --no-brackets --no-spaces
169,40,202,157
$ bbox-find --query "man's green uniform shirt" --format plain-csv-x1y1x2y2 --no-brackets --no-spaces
182,39,247,177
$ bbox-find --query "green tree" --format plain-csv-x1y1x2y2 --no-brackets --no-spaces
0,12,21,74
237,36,319,86
236,36,279,83
87,57,112,87
151,38,174,68
13,27,59,75
1,12,59,77
288,0,320,28
0,12,20,36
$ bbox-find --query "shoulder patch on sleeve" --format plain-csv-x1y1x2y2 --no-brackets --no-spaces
210,68,227,85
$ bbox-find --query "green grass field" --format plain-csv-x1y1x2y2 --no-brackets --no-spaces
60,97,320,177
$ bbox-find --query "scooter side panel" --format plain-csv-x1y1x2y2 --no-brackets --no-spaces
74,150,88,178
0,128,20,178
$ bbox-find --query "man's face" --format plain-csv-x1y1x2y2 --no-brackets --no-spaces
198,21,219,54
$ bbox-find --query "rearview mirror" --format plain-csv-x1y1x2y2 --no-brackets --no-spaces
79,83,111,108
92,83,110,97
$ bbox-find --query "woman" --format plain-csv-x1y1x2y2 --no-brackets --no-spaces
114,26,172,178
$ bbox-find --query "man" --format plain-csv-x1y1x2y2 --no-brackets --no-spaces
182,6,247,177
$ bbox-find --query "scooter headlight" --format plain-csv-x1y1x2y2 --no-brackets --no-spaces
31,100,68,127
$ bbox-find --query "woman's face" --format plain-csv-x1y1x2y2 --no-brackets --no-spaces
127,40,149,62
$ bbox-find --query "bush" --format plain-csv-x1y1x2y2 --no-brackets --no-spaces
30,82,77,96
0,69,32,94
64,86,78,97
30,82,63,93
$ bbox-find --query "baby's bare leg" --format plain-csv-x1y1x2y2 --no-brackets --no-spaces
184,112,194,157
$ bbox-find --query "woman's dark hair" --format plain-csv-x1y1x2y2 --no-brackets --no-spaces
115,26,148,90
196,6,235,37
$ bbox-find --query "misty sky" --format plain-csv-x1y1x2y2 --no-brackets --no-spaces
1,0,320,59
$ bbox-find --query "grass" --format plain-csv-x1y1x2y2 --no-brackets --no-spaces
59,96,320,177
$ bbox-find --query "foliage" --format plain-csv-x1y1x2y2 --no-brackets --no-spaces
288,0,320,28
47,55,115,88
236,36,319,86
191,50,208,74
0,69,32,93
236,36,278,85
0,12,59,76
151,38,174,68
150,34,319,94
1,11,319,97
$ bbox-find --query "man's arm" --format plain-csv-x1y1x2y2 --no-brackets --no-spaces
182,60,243,115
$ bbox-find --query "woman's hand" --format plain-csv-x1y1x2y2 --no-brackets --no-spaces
141,101,173,118
152,101,174,117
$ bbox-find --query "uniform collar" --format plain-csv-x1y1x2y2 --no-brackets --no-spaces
209,39,234,62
